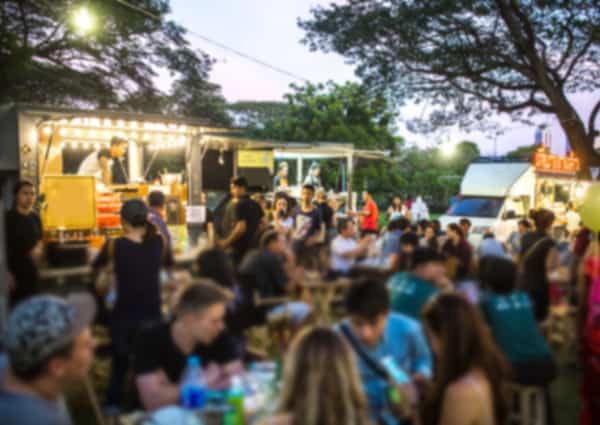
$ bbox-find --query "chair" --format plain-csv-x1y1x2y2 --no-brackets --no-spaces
508,383,547,425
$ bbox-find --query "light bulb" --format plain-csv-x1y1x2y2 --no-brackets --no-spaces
83,142,90,149
130,121,138,129
42,126,52,136
117,120,125,128
74,129,82,137
70,142,78,149
103,118,112,127
58,128,67,137
179,125,187,133
94,143,100,150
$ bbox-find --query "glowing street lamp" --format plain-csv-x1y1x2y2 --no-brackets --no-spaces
441,141,456,158
73,6,95,36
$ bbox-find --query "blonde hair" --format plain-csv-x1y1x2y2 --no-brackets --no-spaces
276,326,372,425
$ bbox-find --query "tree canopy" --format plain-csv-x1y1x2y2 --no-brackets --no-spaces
300,0,600,175
506,143,538,160
242,81,402,191
1,0,230,125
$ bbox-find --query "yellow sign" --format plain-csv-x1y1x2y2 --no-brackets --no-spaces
237,150,274,172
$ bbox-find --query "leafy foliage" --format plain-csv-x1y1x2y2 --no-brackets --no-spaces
227,101,289,130
506,143,538,160
1,0,230,125
300,0,600,172
243,81,403,190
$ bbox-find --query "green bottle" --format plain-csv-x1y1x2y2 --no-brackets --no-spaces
226,375,245,425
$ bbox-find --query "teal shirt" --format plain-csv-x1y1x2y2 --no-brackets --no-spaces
480,290,551,363
387,272,439,320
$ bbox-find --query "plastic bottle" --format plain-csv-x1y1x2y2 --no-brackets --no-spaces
180,356,207,410
226,375,245,425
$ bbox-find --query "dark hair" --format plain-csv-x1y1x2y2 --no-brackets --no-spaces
432,219,441,232
529,209,555,232
260,230,280,250
411,247,445,270
479,256,517,294
418,219,430,230
345,279,390,321
337,217,354,234
13,180,34,198
110,136,127,146
518,219,531,229
97,148,111,160
12,180,35,209
459,218,472,228
195,249,235,289
147,190,166,208
482,231,495,239
447,223,464,240
11,341,74,382
175,279,232,317
421,293,510,425
231,176,248,189
400,231,419,247
302,184,315,194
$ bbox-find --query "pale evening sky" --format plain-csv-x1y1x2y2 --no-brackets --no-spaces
166,0,598,156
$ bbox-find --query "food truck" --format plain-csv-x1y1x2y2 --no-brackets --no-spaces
0,103,275,268
439,146,589,246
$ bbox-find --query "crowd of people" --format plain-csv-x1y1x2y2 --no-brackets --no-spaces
1,176,599,425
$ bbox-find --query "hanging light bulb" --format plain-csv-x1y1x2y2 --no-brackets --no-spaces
116,119,125,128
90,117,100,127
83,142,90,149
218,148,225,166
89,129,97,138
103,118,112,127
70,142,78,149
42,126,52,136
179,125,187,133
130,121,138,129
74,128,82,137
72,118,82,126
94,143,100,150
58,127,67,137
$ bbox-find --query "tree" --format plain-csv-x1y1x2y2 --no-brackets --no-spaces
506,144,538,160
1,0,229,124
300,1,600,176
248,81,403,191
227,101,289,130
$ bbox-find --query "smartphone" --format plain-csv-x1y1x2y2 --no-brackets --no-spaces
381,356,411,385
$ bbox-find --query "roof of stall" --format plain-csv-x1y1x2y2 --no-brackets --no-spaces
204,133,390,159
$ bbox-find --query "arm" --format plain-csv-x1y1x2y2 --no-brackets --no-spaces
219,220,247,249
204,360,245,390
334,238,371,260
438,382,481,425
207,221,215,246
99,157,112,186
136,370,180,411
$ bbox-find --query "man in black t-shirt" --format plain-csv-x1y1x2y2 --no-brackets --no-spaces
133,280,243,411
5,181,43,307
292,184,323,252
218,177,264,265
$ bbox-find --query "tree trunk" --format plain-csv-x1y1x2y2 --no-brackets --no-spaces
550,92,600,179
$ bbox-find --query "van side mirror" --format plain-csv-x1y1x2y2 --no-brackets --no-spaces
503,210,517,220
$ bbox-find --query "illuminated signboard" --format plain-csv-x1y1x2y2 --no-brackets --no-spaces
533,148,580,175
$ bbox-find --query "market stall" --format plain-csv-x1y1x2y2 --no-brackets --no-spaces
0,104,271,274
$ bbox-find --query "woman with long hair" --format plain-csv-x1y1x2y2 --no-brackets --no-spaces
420,293,510,425
273,195,294,240
265,327,372,425
387,196,405,221
441,223,473,281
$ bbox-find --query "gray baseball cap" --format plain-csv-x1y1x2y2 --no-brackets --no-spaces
4,293,96,372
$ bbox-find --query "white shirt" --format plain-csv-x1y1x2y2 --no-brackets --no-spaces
77,151,113,181
566,210,580,233
331,235,358,273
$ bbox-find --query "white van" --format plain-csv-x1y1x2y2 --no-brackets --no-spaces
439,162,536,247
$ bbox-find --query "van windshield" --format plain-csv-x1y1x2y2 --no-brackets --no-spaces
446,197,504,218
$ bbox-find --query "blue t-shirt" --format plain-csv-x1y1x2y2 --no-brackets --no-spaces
388,272,439,320
0,389,71,425
479,290,551,363
336,314,432,424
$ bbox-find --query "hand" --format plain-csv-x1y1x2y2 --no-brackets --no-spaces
6,272,15,292
30,241,44,262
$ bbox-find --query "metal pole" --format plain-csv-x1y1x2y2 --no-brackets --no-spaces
347,154,354,211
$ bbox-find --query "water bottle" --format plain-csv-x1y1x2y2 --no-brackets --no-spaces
180,356,207,410
226,375,245,425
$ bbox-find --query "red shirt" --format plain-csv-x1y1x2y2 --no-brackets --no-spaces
361,199,379,231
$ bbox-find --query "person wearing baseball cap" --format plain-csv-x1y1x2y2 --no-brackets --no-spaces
92,198,167,409
0,294,96,425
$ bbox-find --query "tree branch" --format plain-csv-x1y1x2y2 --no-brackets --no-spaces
588,98,600,136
